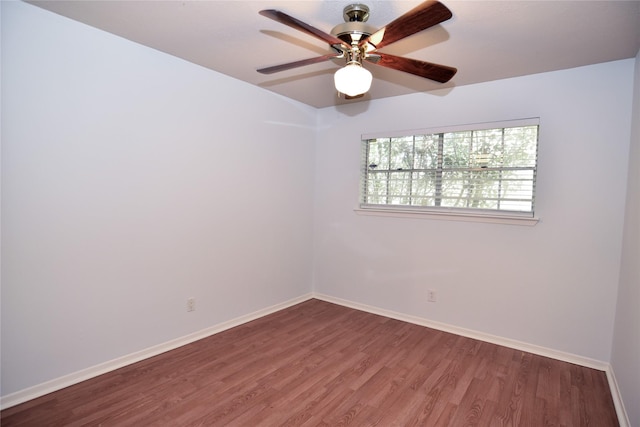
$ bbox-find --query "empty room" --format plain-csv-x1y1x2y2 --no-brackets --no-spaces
1,0,639,425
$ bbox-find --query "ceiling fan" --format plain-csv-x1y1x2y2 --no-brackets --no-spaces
257,1,457,99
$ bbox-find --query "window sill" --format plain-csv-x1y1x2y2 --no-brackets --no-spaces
354,207,539,226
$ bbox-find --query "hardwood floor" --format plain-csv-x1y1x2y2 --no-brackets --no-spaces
1,299,619,426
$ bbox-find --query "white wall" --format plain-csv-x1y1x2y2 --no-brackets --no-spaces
314,59,634,362
1,1,316,396
2,0,637,410
611,50,640,427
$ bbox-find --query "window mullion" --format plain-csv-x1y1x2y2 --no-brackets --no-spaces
498,128,504,210
468,130,474,208
363,141,369,204
410,136,415,206
386,139,391,204
435,133,443,206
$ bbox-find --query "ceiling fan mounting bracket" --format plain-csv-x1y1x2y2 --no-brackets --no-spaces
343,4,370,22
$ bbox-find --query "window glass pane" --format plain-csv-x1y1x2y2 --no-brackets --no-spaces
500,169,535,211
387,171,411,205
500,199,533,212
504,126,537,167
389,137,413,171
367,139,390,170
471,129,503,168
466,171,501,209
366,172,387,204
440,170,467,207
413,135,440,170
411,171,437,206
443,131,471,168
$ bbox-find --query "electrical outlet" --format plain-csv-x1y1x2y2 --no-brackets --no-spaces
427,290,437,303
187,297,195,312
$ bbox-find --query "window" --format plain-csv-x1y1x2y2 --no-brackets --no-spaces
360,119,539,219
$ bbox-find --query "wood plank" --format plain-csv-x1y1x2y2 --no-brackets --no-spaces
1,299,620,426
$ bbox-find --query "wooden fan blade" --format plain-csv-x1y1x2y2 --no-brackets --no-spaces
257,53,341,74
259,9,349,48
370,53,457,83
360,1,452,51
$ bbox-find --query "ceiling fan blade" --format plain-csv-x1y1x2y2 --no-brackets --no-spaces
257,53,341,74
370,53,457,83
259,9,349,48
360,1,452,51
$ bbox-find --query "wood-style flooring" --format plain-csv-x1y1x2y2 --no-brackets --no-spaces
1,299,619,426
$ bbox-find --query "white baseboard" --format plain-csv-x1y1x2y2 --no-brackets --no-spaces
3,291,629,427
312,293,609,370
0,293,312,410
313,293,633,425
606,365,631,427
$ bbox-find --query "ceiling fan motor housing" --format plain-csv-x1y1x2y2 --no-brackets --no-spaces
331,4,377,45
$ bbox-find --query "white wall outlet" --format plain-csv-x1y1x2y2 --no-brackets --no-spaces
187,297,195,312
427,290,437,303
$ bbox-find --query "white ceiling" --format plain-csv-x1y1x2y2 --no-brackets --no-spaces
29,0,640,109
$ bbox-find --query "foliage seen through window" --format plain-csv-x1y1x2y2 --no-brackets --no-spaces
361,123,539,215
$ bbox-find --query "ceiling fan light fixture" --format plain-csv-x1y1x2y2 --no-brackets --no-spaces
334,62,372,97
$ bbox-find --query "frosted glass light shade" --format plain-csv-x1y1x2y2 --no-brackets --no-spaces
334,63,372,97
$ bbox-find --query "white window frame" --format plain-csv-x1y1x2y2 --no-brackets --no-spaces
356,118,540,226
